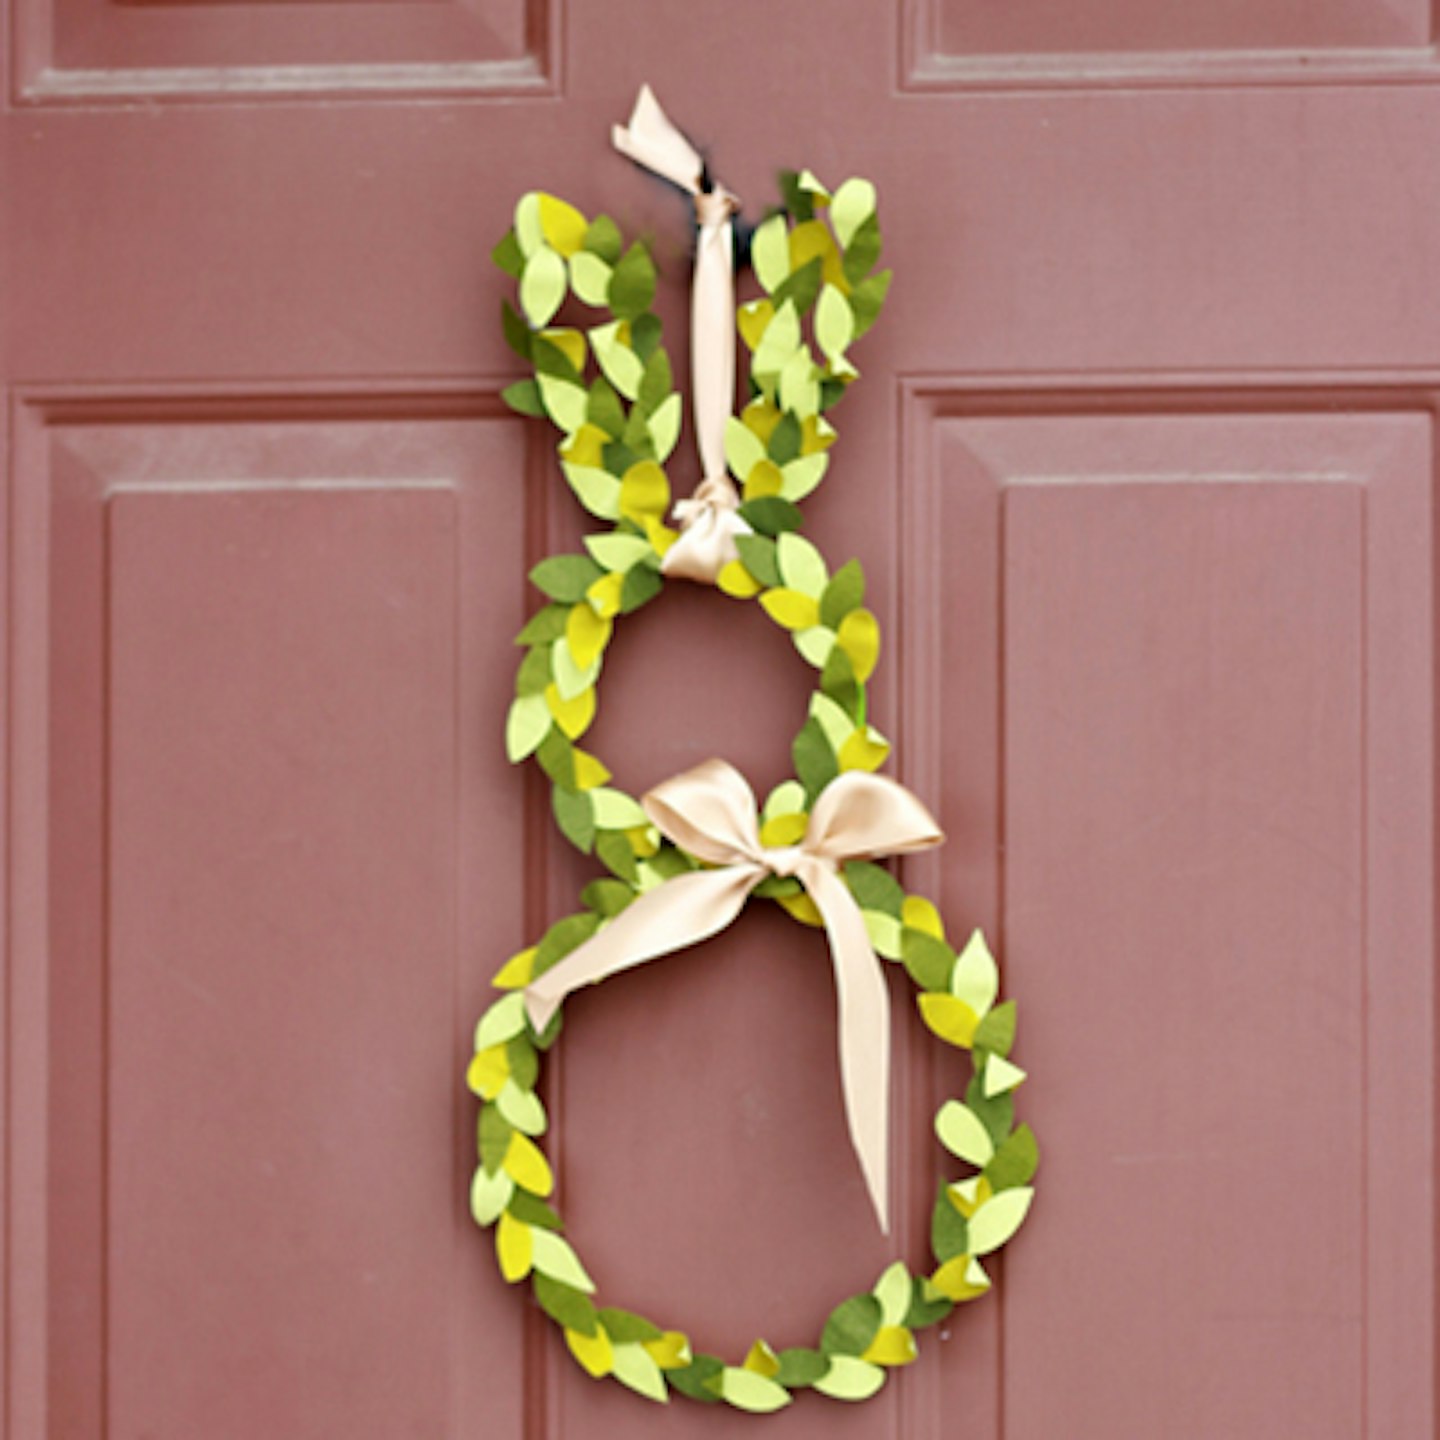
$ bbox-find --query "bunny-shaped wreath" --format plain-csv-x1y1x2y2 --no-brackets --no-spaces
469,91,1037,1413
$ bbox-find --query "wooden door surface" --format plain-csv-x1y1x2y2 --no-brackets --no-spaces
4,0,1436,1436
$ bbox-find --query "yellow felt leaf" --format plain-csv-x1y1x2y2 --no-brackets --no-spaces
718,560,763,598
566,1324,614,1377
545,682,596,741
743,1340,780,1378
902,896,944,941
737,299,774,351
801,414,837,454
743,459,784,500
625,823,659,858
503,1131,554,1196
466,1045,510,1100
561,423,609,468
644,1331,692,1370
861,1326,917,1367
492,946,536,989
836,608,880,683
619,461,670,525
742,399,782,444
496,1212,533,1282
538,194,588,257
777,890,824,927
642,517,677,556
929,1255,991,1302
918,992,980,1049
760,588,821,631
566,604,612,671
949,1175,993,1218
759,812,808,846
789,219,848,291
571,749,611,791
541,327,586,371
838,727,889,773
586,571,625,620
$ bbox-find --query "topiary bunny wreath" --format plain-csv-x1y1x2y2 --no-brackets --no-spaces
468,86,1037,1413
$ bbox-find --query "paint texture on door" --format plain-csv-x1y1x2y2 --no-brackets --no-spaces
4,0,1436,1436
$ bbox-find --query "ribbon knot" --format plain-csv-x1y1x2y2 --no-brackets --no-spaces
524,759,944,1233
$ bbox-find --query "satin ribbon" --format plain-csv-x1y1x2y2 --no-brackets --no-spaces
524,759,945,1233
613,86,751,584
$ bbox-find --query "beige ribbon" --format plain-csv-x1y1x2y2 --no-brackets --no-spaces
613,86,751,584
524,759,945,1232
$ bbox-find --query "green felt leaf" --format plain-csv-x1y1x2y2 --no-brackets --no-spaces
630,313,662,362
502,379,546,418
778,171,815,222
531,1230,594,1291
737,497,803,536
774,1347,828,1387
974,999,1017,1057
589,320,645,400
470,1165,513,1225
935,1099,995,1167
952,929,999,1016
612,1343,668,1403
778,348,820,418
667,1355,724,1404
850,269,892,338
537,376,588,435
620,564,663,613
584,533,652,572
873,1261,912,1326
903,1277,954,1330
863,908,902,959
552,787,595,853
492,228,524,279
609,243,657,321
568,250,611,306
843,860,905,917
583,214,623,263
596,830,639,884
831,177,877,249
533,911,602,977
819,643,860,720
530,333,580,380
520,246,567,327
968,1187,1035,1255
751,213,790,291
596,1307,663,1344
931,1182,970,1262
585,377,626,437
965,1071,1015,1147
752,300,802,378
777,532,827,597
505,1034,539,1092
814,1356,885,1402
501,300,532,360
648,393,681,461
591,787,647,830
724,416,767,481
530,555,604,602
815,284,855,364
516,604,567,646
562,466,621,520
901,927,955,992
533,1274,597,1336
478,1105,512,1175
550,636,600,701
842,213,882,286
820,559,866,628
514,193,543,256
505,694,551,762
474,991,527,1050
809,693,853,753
793,626,836,669
720,1368,791,1413
767,412,802,465
985,1124,1039,1192
638,349,673,412
780,451,828,502
497,1081,546,1135
772,256,823,317
622,402,653,455
820,1293,882,1357
535,730,575,789
793,716,840,800
734,534,781,588
819,376,848,410
506,1189,561,1232
602,439,639,475
514,644,552,697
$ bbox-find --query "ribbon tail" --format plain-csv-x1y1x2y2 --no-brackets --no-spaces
806,861,892,1234
523,865,760,1032
691,219,736,484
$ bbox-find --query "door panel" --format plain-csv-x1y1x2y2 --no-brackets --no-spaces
5,1,1437,1436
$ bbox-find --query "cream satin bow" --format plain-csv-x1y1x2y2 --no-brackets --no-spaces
612,87,751,584
524,759,945,1232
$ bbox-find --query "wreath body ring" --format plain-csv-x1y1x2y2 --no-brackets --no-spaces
467,87,1038,1413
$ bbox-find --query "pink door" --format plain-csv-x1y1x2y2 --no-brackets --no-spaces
4,1,1435,1435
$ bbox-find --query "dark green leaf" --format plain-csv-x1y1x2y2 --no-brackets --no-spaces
501,300,532,359
581,878,634,918
622,403,652,453
529,555,604,602
734,534,780,587
645,846,692,882
973,1000,1017,1058
502,379,546,418
533,1274,597,1335
818,376,849,411
901,927,955,993
583,214,623,264
516,604,568,646
667,1355,724,1403
586,377,626,437
842,860,905,918
842,214,882,286
535,732,575,790
774,1348,829,1387
638,350,673,413
531,335,581,382
478,1104,512,1174
793,716,840,801
737,497,803,536
931,1182,969,1262
507,1189,562,1231
820,1294,882,1357
630,313,662,362
619,564,663,613
965,1072,1015,1148
515,644,552,697
596,830,639,884
768,413,802,465
596,1307,663,1343
552,787,595,853
771,256,822,317
602,440,639,476
985,1124,1039,1192
903,1277,953,1330
534,911,602,976
492,229,524,279
506,1035,539,1091
777,171,814,223
850,269,892,338
820,644,860,720
820,559,866,628
609,243,657,321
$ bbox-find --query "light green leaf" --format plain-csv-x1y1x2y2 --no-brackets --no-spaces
514,193,543,257
551,637,601,702
780,452,828,502
863,909,903,959
612,1343,668,1403
520,246,567,327
720,1367,791,1413
506,693,551,761
831,177,877,249
584,534,653,571
752,214,791,292
762,780,807,821
967,1186,1035,1255
777,532,828,596
816,284,855,365
951,929,999,1017
724,417,767,482
752,300,802,377
810,692,855,752
793,626,836,668
873,1261,912,1327
984,1054,1027,1097
470,1165,514,1226
591,788,648,829
569,251,612,306
648,393,682,462
778,348,820,418
589,321,644,400
560,464,621,521
474,992,527,1051
814,1356,885,1401
497,1080,547,1135
935,1099,995,1167
530,1230,596,1292
537,375,587,434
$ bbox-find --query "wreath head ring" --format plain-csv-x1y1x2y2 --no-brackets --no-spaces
469,86,1038,1413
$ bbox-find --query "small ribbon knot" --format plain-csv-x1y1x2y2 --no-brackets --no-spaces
524,759,944,1232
